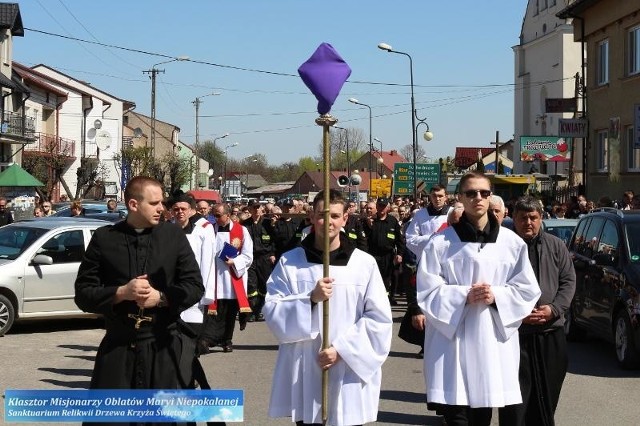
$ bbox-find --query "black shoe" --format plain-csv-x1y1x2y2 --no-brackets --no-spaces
256,313,265,322
223,345,233,353
239,317,247,331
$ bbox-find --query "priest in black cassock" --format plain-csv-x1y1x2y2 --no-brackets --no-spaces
75,176,204,397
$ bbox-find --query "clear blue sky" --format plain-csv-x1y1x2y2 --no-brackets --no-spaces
15,0,528,166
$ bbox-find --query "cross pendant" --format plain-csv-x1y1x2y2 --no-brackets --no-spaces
128,309,153,329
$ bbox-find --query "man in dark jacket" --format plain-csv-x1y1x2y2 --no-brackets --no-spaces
363,197,405,305
74,176,204,392
500,195,576,426
241,200,276,322
0,197,13,227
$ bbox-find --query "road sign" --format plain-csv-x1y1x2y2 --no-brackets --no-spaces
370,178,392,198
558,118,588,137
392,162,440,196
545,98,577,113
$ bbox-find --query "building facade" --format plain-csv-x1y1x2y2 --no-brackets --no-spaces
559,0,640,201
513,0,584,183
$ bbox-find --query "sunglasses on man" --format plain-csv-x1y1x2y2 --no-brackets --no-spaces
462,189,492,199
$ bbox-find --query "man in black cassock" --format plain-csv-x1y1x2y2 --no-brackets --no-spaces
75,176,204,396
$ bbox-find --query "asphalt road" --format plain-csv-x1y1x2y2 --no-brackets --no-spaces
1,303,639,425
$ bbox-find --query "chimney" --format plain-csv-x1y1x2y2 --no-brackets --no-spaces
390,150,397,156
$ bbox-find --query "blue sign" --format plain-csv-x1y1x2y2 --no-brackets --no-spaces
5,389,244,423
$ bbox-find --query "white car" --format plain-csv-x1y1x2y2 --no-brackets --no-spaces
0,217,111,336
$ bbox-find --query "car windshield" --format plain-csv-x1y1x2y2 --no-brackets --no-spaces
625,223,640,263
544,225,576,245
0,226,48,260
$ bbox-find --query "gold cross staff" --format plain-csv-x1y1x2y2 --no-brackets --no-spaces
128,308,152,329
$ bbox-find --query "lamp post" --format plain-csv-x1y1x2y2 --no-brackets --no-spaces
222,142,239,200
193,92,220,182
373,137,384,176
348,98,373,195
378,43,434,201
335,126,350,199
144,56,189,157
212,133,230,177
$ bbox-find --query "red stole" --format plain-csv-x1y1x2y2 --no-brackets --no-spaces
208,222,252,315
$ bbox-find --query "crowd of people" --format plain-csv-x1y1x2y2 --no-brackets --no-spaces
1,178,636,425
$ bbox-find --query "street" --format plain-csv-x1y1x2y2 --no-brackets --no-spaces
1,303,639,425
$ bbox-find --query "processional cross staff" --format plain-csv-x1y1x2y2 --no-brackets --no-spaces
298,42,351,425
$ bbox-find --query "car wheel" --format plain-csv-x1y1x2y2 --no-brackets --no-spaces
614,310,640,369
564,304,585,341
0,294,16,337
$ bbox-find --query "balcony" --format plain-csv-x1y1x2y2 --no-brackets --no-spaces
23,132,76,159
0,111,37,144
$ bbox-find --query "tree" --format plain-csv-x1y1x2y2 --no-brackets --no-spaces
198,139,224,177
162,151,192,194
22,137,75,201
325,127,367,171
399,143,426,164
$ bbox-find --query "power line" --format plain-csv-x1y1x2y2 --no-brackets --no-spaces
23,27,570,91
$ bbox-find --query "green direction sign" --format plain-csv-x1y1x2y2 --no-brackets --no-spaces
393,162,440,196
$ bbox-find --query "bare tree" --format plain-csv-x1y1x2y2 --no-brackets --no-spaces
399,144,426,164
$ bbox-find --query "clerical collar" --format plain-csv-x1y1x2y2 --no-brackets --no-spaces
452,213,499,244
427,204,448,216
182,213,204,234
301,232,355,266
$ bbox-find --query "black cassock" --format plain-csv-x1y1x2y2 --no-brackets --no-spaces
75,220,203,395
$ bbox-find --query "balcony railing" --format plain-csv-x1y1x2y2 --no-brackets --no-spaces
0,111,36,138
23,132,76,158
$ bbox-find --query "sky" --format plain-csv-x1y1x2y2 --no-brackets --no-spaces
14,0,530,167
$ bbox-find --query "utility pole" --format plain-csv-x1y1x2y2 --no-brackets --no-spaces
143,67,165,157
193,97,201,187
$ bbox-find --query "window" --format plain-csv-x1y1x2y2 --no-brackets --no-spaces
597,130,608,172
582,217,605,258
597,220,619,264
627,126,640,171
597,39,609,85
629,26,640,76
549,0,556,6
38,230,85,264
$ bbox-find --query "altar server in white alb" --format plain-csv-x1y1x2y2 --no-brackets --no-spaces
171,194,216,328
417,171,541,426
264,189,392,426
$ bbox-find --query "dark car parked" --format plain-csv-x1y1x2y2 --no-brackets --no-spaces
566,208,640,368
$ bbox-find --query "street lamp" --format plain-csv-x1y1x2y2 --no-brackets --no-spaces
348,98,373,194
373,137,384,176
193,92,221,180
145,55,190,156
211,132,230,178
222,142,239,200
378,42,434,201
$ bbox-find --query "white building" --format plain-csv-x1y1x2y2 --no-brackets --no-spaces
29,65,134,199
513,0,584,182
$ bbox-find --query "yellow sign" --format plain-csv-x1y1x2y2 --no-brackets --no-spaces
370,178,392,198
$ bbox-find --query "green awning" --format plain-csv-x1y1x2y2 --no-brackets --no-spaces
0,164,44,187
